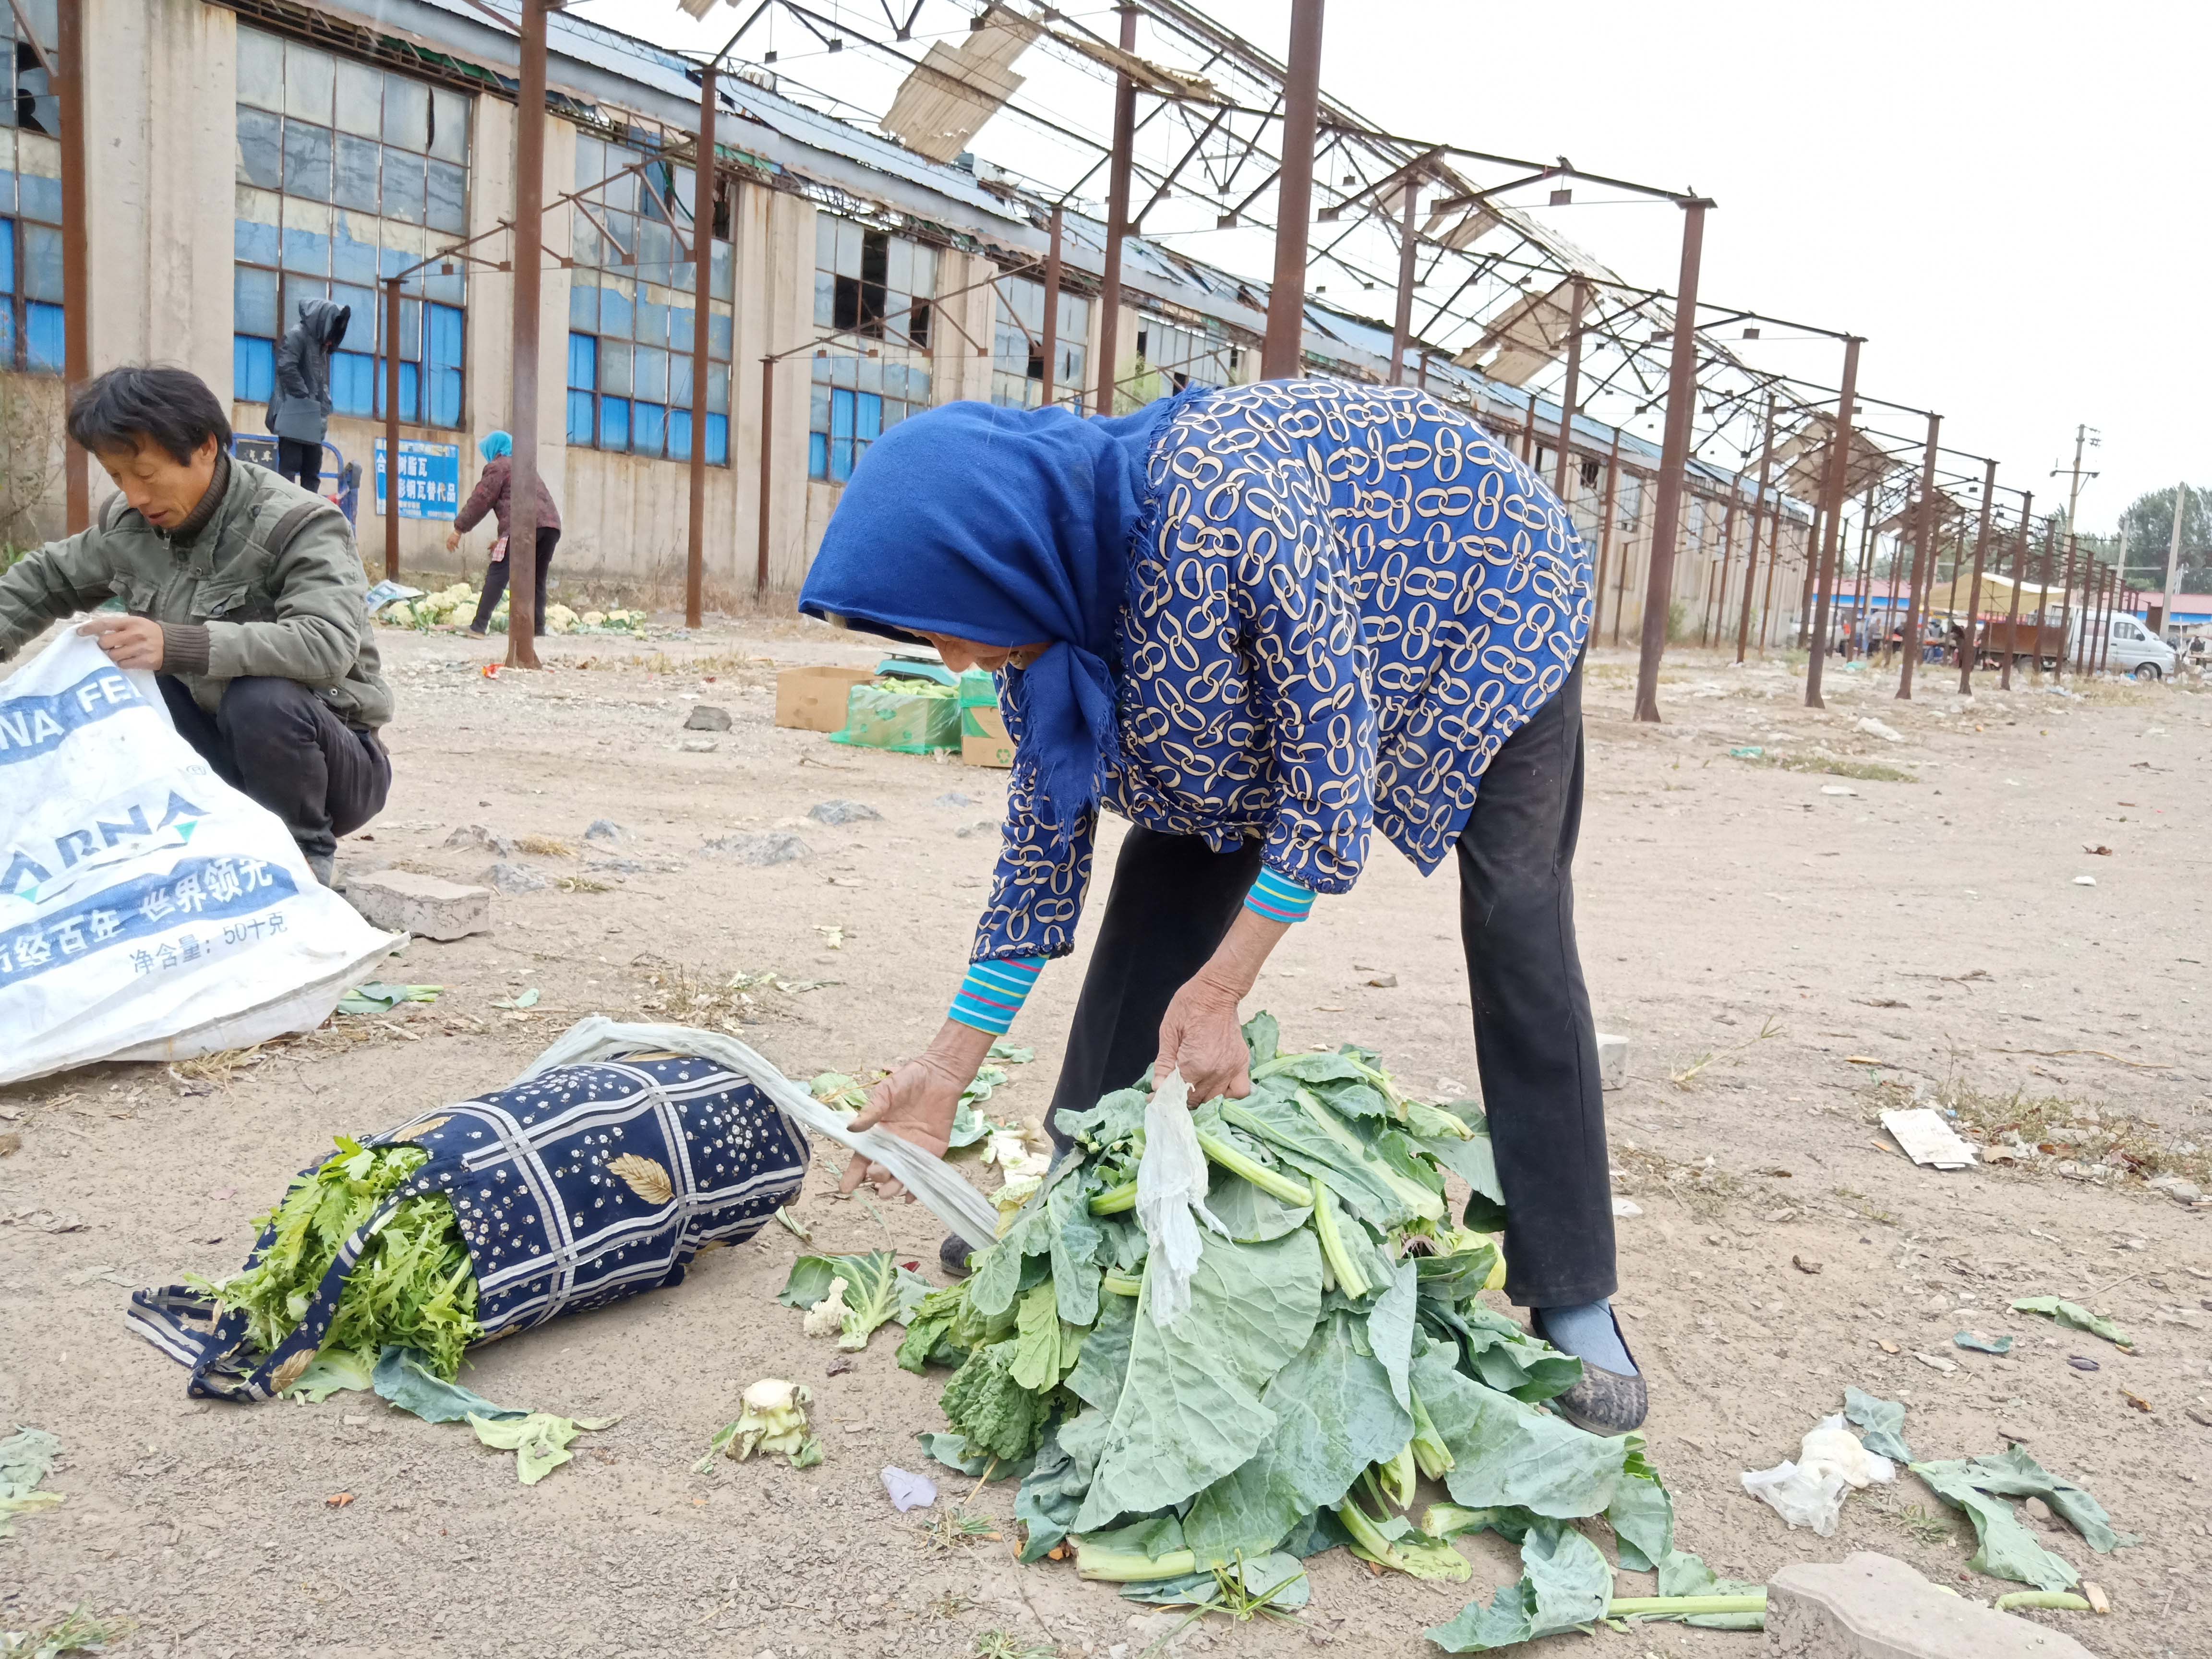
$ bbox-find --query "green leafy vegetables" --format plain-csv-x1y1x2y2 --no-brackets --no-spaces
895,1015,1741,1652
189,1136,479,1383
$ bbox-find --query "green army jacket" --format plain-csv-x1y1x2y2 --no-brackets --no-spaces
0,456,392,729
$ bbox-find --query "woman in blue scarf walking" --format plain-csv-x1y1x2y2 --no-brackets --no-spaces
447,431,565,638
798,378,1639,1433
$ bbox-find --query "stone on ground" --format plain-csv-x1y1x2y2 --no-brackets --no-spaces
345,870,493,940
684,704,733,731
1597,1032,1629,1090
1765,1551,2098,1659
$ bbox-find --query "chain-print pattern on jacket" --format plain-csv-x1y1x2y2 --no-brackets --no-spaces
975,378,1591,963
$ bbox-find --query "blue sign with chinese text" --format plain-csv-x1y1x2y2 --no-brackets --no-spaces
373,438,461,520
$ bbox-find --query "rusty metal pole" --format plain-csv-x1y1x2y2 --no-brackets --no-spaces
684,65,718,629
1851,491,1875,653
1895,411,1941,699
502,0,548,670
56,0,88,531
1998,491,2031,690
2095,562,2115,673
1521,391,1540,464
1552,277,1586,496
2030,518,2056,675
1804,337,1862,709
1883,491,1907,661
1757,508,1785,654
1796,498,1825,649
2058,531,2082,678
755,355,774,594
1632,199,1710,723
1262,0,1324,380
1613,465,1640,648
1707,493,1736,647
1387,180,1419,386
1094,5,1139,411
1734,391,1777,663
383,276,402,579
1593,430,1620,643
1039,203,1063,407
1958,457,1997,694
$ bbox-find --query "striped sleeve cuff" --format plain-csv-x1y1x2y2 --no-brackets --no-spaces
1243,867,1316,925
950,956,1046,1035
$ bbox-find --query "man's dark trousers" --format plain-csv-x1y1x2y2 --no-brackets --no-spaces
158,675,389,868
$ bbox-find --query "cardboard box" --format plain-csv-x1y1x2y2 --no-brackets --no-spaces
775,665,876,732
961,701,1014,768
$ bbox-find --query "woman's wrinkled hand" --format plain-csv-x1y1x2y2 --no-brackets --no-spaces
1153,971,1252,1104
443,528,462,553
840,1051,970,1201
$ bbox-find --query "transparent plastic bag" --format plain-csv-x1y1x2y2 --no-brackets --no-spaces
1740,1413,1895,1536
1134,1071,1227,1328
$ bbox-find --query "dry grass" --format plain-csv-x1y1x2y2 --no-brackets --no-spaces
1669,1015,1785,1088
1724,751,1917,784
516,834,577,859
1830,1185,1899,1226
1612,1143,1743,1220
1864,1075,2209,1190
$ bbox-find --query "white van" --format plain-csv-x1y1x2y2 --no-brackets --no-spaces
2072,612,2178,680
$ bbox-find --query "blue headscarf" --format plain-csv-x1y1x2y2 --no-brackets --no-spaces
799,397,1181,842
480,431,513,462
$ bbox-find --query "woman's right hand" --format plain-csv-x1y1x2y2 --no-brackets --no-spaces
840,1021,995,1200
443,528,461,553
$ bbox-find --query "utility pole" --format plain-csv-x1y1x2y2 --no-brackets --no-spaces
2155,481,2188,638
2050,421,2100,548
1804,336,1861,709
505,0,549,671
1093,5,1138,414
1958,458,1996,695
1262,0,1325,380
1632,197,1713,724
1734,390,1777,664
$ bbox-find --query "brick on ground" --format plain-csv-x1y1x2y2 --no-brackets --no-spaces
344,870,492,941
1765,1552,2099,1659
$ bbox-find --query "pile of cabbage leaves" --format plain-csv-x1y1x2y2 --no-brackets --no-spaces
898,1015,1758,1651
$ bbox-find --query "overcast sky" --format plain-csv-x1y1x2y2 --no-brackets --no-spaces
598,0,2202,533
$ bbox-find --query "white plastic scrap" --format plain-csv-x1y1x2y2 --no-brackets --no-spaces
880,1466,938,1512
1741,1413,1896,1537
1134,1071,1228,1329
1880,1106,1979,1170
1856,717,1905,743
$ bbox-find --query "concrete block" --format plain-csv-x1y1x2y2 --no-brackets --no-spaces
685,704,733,731
1765,1552,2097,1659
346,870,492,941
1596,1032,1629,1091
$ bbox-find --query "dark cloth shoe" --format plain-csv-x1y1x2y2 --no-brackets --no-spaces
938,1234,974,1277
1531,1307,1649,1436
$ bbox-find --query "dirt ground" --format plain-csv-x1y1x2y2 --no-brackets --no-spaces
4,616,2209,1659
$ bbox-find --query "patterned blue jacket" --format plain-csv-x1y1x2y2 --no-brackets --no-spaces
973,379,1592,964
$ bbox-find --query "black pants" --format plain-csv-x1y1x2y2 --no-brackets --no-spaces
158,675,390,865
275,438,324,493
1045,663,1611,1309
469,527,560,636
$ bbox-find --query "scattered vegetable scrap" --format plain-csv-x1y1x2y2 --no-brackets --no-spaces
698,1379,822,1471
2011,1296,2132,1348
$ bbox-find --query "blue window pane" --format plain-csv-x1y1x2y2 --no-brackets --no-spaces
237,107,282,190
830,437,854,483
232,267,280,341
568,279,599,331
598,337,632,397
280,226,330,276
670,306,694,350
709,310,732,361
709,361,729,416
381,147,425,225
233,335,275,402
330,214,380,284
855,391,882,443
632,344,667,405
633,401,665,457
22,224,60,302
706,412,729,467
599,395,629,451
283,121,333,202
669,352,694,409
669,408,691,463
829,386,854,443
0,310,13,368
330,284,375,347
0,219,18,295
0,177,15,218
374,360,419,421
599,285,633,339
807,429,827,480
566,389,595,445
428,367,460,428
24,301,63,373
636,295,668,347
235,215,280,266
427,303,463,368
567,332,597,390
329,350,375,417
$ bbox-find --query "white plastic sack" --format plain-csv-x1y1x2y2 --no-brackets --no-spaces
1740,1412,1896,1537
1134,1070,1228,1328
0,631,399,1083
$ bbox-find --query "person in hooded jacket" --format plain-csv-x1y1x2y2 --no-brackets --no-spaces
267,298,349,493
796,379,1644,1437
